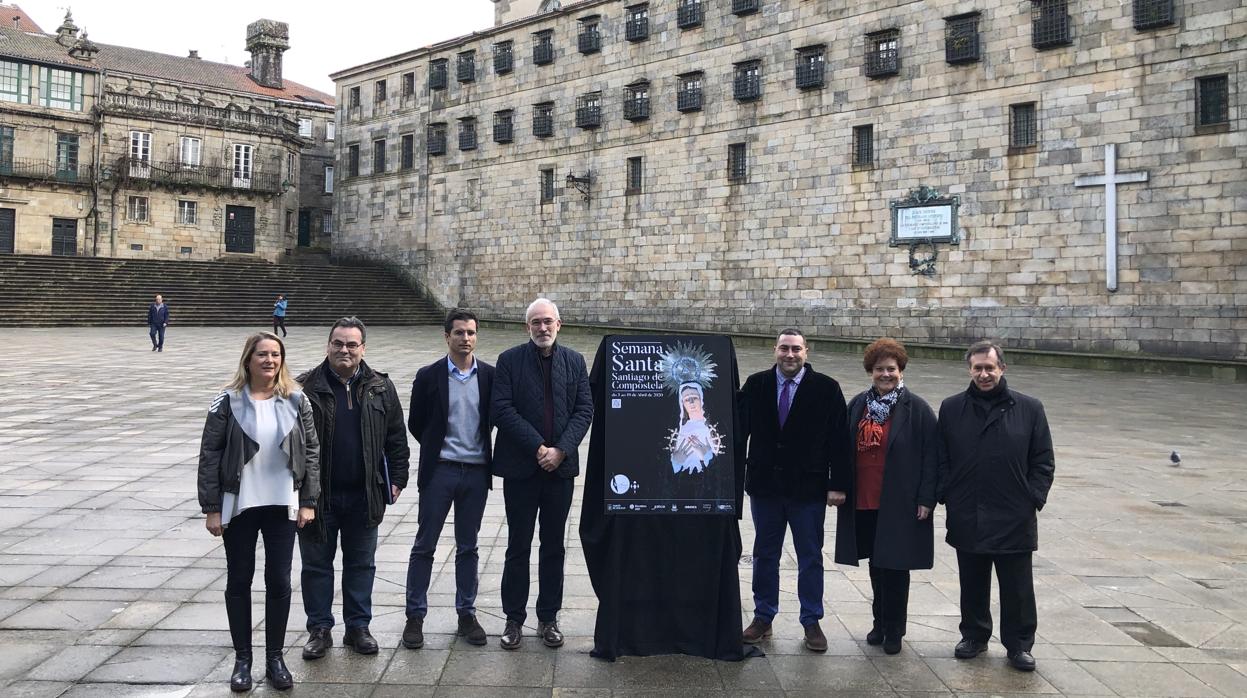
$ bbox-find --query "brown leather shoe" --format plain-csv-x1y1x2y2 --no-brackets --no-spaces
742,618,772,644
803,622,828,652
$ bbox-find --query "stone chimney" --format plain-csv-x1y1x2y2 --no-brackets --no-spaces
54,10,79,46
245,19,289,89
188,50,200,59
69,31,99,62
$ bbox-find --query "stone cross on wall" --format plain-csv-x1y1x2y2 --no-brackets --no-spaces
1074,144,1149,293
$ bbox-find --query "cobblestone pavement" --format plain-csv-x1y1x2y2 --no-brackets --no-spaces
2,325,1245,697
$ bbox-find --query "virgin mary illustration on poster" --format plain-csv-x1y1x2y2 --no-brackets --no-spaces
659,343,724,474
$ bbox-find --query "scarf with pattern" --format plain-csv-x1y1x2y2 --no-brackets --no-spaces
856,381,904,452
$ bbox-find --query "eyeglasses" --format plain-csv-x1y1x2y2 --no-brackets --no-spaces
528,318,557,328
330,341,363,351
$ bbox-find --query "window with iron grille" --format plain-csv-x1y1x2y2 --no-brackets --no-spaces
945,13,980,64
540,167,555,203
626,156,643,194
347,144,360,177
374,80,386,102
401,72,415,97
430,59,448,90
579,18,602,54
795,46,825,90
865,30,900,78
459,118,478,151
626,5,650,42
533,102,555,137
534,30,555,66
1009,102,1038,149
348,86,360,108
1196,75,1229,127
1134,0,1174,30
401,134,415,170
727,142,747,182
458,51,476,82
677,72,703,112
732,0,759,17
624,81,650,121
373,139,386,173
494,110,514,143
428,124,447,155
1031,0,1071,49
678,0,703,28
852,125,874,168
576,92,602,129
734,60,762,101
494,41,514,74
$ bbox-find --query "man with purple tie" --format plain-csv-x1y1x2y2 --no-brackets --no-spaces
738,328,852,652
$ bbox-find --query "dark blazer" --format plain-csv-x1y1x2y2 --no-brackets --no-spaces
408,356,495,491
937,380,1055,554
491,340,593,480
739,363,851,501
834,388,937,570
147,303,168,326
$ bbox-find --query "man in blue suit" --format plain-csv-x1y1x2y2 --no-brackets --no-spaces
147,294,169,351
491,298,592,650
403,309,495,650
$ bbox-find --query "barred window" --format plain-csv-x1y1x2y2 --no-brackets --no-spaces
540,167,555,203
534,102,555,137
945,13,981,64
1010,102,1038,149
626,4,650,42
579,18,602,54
734,60,762,102
178,200,198,225
374,79,386,102
626,156,643,194
732,0,759,17
459,118,478,151
677,0,703,28
401,134,415,170
1196,75,1229,127
430,59,448,90
624,81,650,121
494,110,514,143
128,196,149,222
534,30,555,66
678,72,703,112
0,60,30,104
323,210,334,235
865,30,900,78
347,144,359,177
795,46,825,90
1031,0,1071,49
401,72,415,97
373,139,386,173
348,86,360,109
852,125,874,168
494,41,514,74
457,51,476,83
727,143,747,182
576,92,602,129
1134,0,1174,30
427,123,447,155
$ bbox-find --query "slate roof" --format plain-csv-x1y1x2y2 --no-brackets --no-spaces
0,14,334,106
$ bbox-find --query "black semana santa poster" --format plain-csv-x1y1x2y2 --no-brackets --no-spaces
603,335,736,515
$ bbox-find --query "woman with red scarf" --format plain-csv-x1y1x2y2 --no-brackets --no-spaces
834,338,938,655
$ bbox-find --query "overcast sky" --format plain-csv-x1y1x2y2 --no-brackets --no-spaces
19,0,497,96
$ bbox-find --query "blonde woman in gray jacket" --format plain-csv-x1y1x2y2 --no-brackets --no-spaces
198,331,319,692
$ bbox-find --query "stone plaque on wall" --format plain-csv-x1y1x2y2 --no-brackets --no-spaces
889,185,960,245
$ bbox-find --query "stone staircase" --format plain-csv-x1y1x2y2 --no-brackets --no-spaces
0,255,444,326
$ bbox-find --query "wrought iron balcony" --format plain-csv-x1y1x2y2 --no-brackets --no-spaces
677,87,702,112
114,157,281,193
533,113,554,137
494,121,514,143
0,158,93,185
101,93,298,138
677,2,703,28
457,57,475,83
429,65,448,90
533,42,555,65
945,15,981,64
578,31,601,54
732,0,759,16
626,18,649,42
795,60,824,89
494,47,513,74
624,97,650,121
427,133,446,155
576,105,601,129
865,45,899,78
734,73,761,101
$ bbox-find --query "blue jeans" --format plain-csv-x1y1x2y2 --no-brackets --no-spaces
750,494,826,626
405,462,491,619
148,324,165,349
299,490,378,631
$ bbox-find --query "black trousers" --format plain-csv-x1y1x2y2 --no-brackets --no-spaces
272,315,287,336
501,471,573,624
856,510,911,636
222,505,297,655
956,550,1036,653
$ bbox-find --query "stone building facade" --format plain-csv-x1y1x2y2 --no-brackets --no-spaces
0,7,335,262
331,0,1245,360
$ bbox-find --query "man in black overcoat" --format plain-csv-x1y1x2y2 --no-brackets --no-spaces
937,341,1055,672
402,310,495,650
739,328,852,652
491,298,593,650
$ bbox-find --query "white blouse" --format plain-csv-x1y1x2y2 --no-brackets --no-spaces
221,397,298,526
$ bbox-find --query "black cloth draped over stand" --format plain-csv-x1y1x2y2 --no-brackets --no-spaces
579,336,760,661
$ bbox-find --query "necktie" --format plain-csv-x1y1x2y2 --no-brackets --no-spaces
778,379,793,428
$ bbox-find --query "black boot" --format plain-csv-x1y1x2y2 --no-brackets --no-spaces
265,650,293,690
230,651,253,692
